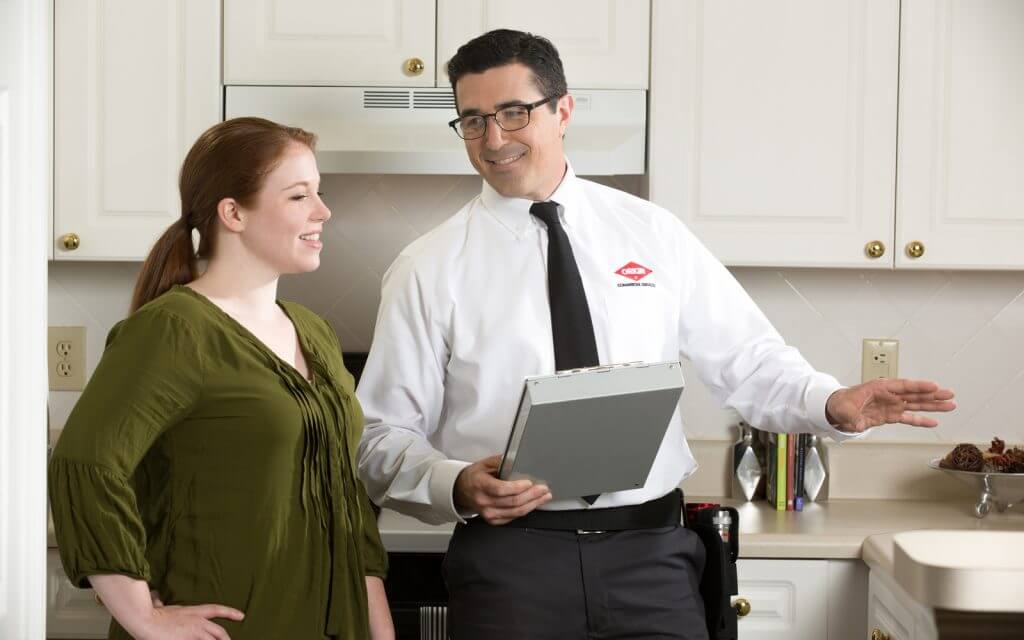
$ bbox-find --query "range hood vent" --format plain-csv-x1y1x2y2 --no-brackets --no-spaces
363,90,410,109
361,90,457,111
226,86,645,175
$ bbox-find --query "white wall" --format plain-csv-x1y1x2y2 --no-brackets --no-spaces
49,174,1024,446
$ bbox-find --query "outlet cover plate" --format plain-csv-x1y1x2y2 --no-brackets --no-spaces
48,326,86,391
862,338,899,382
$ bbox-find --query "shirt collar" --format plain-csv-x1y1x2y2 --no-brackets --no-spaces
479,159,584,237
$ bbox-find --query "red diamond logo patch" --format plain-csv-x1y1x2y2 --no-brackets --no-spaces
614,261,653,282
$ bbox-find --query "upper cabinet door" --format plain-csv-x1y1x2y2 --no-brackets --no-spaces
224,0,436,86
649,0,900,268
436,0,649,90
896,0,1024,270
54,0,221,261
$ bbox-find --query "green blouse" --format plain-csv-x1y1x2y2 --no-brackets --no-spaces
48,285,388,639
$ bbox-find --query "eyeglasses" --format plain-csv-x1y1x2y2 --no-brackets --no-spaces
448,95,559,140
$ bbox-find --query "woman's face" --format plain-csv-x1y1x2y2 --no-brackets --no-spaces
239,143,331,275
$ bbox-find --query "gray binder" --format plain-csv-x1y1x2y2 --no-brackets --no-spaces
498,361,685,500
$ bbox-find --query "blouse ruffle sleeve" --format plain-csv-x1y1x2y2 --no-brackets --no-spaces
48,307,204,588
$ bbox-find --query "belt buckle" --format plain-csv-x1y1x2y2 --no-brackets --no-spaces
576,529,606,535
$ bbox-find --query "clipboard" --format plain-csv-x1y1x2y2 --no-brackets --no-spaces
497,361,684,500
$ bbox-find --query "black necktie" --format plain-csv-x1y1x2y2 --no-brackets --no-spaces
530,200,601,505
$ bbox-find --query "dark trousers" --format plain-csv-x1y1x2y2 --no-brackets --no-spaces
443,520,710,640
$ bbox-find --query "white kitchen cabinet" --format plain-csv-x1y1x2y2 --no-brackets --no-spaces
868,568,939,640
223,0,436,87
47,549,111,639
736,558,828,638
735,558,866,640
53,0,221,261
894,0,1024,269
650,0,1024,270
649,0,900,268
436,0,649,89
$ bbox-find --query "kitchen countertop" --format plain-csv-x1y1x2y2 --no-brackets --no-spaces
48,497,1024,558
376,497,1024,558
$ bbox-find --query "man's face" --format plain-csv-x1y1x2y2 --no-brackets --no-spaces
454,63,573,201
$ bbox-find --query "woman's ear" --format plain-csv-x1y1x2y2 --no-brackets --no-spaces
217,198,246,233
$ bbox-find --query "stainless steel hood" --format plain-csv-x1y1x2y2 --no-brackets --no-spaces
224,86,646,175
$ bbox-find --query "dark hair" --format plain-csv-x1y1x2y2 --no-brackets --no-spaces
446,29,567,112
130,117,317,312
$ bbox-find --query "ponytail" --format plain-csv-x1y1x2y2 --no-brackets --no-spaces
130,218,196,312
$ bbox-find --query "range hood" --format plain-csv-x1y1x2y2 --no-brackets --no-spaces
224,86,646,175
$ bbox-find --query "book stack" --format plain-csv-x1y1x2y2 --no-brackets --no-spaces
763,432,814,511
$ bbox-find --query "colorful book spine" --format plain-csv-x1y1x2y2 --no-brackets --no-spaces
786,433,796,510
795,434,807,511
775,432,787,511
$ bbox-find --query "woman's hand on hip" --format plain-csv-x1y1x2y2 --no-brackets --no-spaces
133,603,245,640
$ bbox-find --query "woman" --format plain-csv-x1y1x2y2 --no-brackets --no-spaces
48,117,394,639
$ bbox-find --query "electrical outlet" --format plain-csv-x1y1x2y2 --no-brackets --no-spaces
48,326,86,391
862,338,899,382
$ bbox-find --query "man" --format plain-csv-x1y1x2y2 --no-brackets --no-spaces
356,29,956,639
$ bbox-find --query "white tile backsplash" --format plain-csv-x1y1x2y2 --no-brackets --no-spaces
49,174,1024,446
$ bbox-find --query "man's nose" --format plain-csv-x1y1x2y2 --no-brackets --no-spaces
482,117,507,149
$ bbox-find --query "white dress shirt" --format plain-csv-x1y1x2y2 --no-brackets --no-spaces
356,162,858,525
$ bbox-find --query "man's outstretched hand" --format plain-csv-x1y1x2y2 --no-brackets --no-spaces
826,378,956,433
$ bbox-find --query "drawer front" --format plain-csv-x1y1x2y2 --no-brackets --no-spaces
735,559,829,639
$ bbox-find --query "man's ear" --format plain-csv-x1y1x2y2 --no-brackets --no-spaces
217,198,246,233
557,93,575,138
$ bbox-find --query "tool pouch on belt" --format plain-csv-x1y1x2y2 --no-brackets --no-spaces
685,503,740,640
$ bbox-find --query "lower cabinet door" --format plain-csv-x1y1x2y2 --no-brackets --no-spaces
735,558,829,639
47,549,111,639
867,569,940,640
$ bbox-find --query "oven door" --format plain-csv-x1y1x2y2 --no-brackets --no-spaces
385,553,449,640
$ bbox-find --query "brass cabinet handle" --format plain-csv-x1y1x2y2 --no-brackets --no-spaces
59,233,81,251
871,629,891,640
404,57,425,76
864,240,886,259
905,240,925,259
732,597,751,617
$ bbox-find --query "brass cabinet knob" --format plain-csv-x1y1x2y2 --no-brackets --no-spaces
864,240,886,259
59,233,81,251
404,57,425,76
905,240,925,259
732,597,751,617
871,629,890,640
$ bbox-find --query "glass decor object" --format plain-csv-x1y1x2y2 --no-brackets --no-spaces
732,423,762,501
803,434,828,502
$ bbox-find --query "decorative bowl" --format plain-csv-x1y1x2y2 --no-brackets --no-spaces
929,458,1024,518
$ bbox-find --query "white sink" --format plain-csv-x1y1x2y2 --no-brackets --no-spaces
893,530,1024,612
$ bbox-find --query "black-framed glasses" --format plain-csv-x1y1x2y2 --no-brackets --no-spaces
448,95,559,140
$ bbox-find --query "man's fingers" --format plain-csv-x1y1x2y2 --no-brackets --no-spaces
488,485,551,508
481,491,554,524
477,472,533,498
900,412,939,428
892,390,956,403
903,401,957,412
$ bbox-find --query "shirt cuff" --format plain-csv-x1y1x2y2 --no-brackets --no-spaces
805,376,867,443
428,458,474,524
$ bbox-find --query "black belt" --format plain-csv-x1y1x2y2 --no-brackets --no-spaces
489,489,683,532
